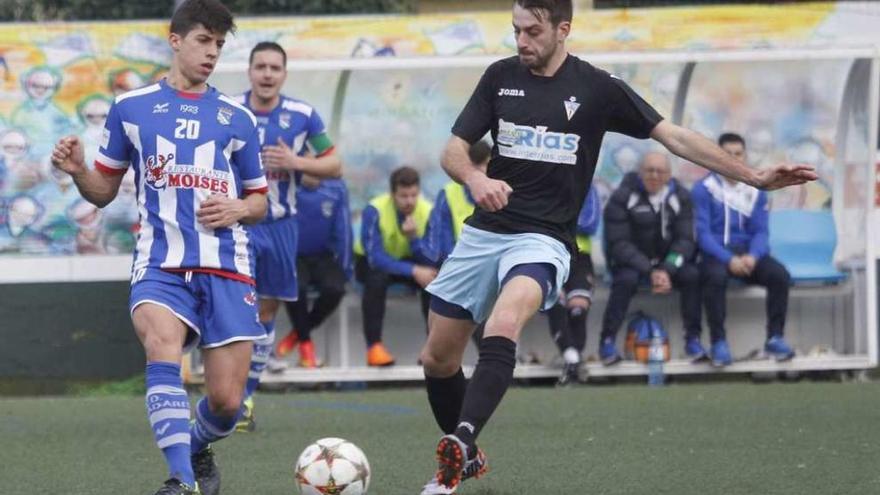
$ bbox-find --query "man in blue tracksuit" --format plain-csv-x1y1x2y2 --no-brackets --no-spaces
692,133,795,367
277,175,353,368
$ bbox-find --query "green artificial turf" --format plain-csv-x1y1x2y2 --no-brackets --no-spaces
1,382,878,494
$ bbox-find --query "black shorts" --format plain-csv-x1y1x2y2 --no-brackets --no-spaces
562,251,594,302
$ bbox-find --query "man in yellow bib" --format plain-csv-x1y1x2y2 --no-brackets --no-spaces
354,166,436,366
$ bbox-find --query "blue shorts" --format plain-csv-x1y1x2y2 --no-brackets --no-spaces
129,268,265,351
250,216,298,301
426,225,570,323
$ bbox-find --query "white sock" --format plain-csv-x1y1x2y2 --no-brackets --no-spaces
563,347,580,364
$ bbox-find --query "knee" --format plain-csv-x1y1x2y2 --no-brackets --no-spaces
208,390,245,419
484,308,521,339
324,285,346,301
138,328,182,360
611,270,639,290
768,262,791,287
701,267,728,288
258,300,279,322
420,346,461,377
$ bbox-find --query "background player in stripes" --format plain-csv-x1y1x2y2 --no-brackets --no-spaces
234,41,342,432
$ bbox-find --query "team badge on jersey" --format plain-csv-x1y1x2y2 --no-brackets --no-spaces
321,200,334,218
145,153,175,190
564,96,580,121
279,112,291,130
217,106,234,126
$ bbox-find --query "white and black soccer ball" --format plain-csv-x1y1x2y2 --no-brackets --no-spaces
295,437,371,495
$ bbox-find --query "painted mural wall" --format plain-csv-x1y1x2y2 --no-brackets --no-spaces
0,2,876,256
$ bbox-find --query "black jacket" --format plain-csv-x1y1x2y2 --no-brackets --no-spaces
603,172,695,276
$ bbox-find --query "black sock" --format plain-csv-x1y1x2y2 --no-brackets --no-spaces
425,368,466,435
454,336,516,453
569,307,588,353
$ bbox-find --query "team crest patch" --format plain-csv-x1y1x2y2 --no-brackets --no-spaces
279,112,291,130
244,291,257,306
217,106,234,126
564,96,580,121
321,200,334,218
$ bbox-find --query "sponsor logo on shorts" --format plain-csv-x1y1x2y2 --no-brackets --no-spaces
244,291,257,306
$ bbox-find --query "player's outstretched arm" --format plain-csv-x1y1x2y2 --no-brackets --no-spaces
50,136,124,208
650,120,818,190
441,135,511,212
197,193,267,229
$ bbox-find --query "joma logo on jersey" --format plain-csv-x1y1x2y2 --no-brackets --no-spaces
496,118,580,165
498,88,525,97
144,153,175,189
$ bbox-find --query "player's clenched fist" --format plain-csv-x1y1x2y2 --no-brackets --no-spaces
466,172,512,212
50,135,87,176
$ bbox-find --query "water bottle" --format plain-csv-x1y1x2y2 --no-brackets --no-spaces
647,333,665,387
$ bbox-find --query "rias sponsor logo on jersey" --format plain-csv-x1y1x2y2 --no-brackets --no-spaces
496,118,580,165
217,106,234,126
498,88,525,97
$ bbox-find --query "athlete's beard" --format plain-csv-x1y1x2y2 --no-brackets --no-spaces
520,36,559,72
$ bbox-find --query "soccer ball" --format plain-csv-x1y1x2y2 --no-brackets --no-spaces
295,437,371,495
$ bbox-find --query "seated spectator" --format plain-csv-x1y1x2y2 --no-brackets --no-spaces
354,166,436,366
277,173,353,368
692,133,794,367
546,185,600,385
600,152,702,365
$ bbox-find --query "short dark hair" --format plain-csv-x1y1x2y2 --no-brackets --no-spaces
390,166,420,193
718,132,746,148
515,0,573,26
468,140,492,165
170,0,235,37
249,41,287,67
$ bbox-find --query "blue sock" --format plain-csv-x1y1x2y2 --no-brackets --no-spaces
245,321,275,398
190,397,241,454
145,362,195,486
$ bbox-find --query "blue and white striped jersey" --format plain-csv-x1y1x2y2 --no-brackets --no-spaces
235,92,330,221
96,79,268,283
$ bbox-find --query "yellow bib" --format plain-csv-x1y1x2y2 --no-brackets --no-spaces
576,234,592,254
354,193,432,259
443,182,475,240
